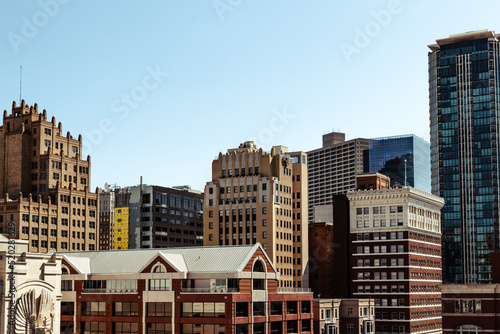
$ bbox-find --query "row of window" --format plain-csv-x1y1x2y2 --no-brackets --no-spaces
221,167,260,178
21,227,95,239
29,240,94,250
356,245,405,254
356,219,404,228
234,300,311,317
357,206,403,215
62,322,173,334
356,232,404,241
356,259,406,269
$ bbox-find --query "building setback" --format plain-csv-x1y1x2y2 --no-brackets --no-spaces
59,243,313,334
367,135,431,193
0,100,99,252
203,141,309,288
347,185,444,334
429,30,500,284
307,132,369,223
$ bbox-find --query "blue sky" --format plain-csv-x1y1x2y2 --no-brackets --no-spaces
1,0,499,191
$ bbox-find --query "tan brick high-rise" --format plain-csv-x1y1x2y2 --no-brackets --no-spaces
203,141,309,288
0,100,99,252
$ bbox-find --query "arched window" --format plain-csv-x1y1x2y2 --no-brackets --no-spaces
152,264,166,273
61,267,69,275
457,325,482,334
253,260,265,273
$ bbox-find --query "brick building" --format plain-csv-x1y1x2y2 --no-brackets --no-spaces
441,252,500,334
309,222,334,298
0,100,99,252
59,243,313,334
203,141,309,288
347,185,444,334
313,298,375,334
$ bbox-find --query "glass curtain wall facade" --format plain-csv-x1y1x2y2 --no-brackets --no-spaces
429,31,500,284
367,135,431,193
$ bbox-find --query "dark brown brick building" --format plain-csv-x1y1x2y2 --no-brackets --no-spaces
0,100,99,252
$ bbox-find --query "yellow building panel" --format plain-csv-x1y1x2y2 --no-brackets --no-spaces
114,207,129,250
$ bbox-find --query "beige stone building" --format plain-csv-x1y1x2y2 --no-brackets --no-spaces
0,234,62,333
0,100,99,252
203,141,309,289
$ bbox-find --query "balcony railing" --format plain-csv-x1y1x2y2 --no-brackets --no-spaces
182,287,239,293
82,288,138,294
277,288,312,293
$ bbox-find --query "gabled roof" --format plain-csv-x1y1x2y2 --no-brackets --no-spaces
59,244,272,275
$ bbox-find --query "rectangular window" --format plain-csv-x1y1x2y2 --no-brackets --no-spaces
81,302,106,316
81,322,105,334
113,302,138,316
146,302,173,317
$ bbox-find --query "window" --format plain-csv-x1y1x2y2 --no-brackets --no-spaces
113,323,138,334
253,302,266,316
182,302,225,317
147,302,172,317
81,302,106,316
81,322,105,334
149,279,171,291
236,302,249,317
113,302,138,316
44,139,51,147
262,231,267,239
61,280,72,291
270,301,282,315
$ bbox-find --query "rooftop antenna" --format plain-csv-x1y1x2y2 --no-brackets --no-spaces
404,159,407,187
19,65,22,104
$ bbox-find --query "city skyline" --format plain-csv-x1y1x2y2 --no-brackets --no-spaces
2,2,500,191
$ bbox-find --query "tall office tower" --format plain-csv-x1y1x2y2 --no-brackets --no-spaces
127,184,203,249
0,100,99,252
348,184,444,334
203,141,309,288
429,30,500,284
307,132,369,223
367,135,431,193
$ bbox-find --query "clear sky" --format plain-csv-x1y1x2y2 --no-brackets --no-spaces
1,0,499,191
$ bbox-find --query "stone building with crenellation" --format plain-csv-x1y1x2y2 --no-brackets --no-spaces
0,100,99,252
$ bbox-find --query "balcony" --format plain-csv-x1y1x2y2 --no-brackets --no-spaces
82,287,138,294
182,287,239,293
277,288,312,293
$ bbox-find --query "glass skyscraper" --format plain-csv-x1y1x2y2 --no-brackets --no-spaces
429,30,500,284
367,135,431,193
